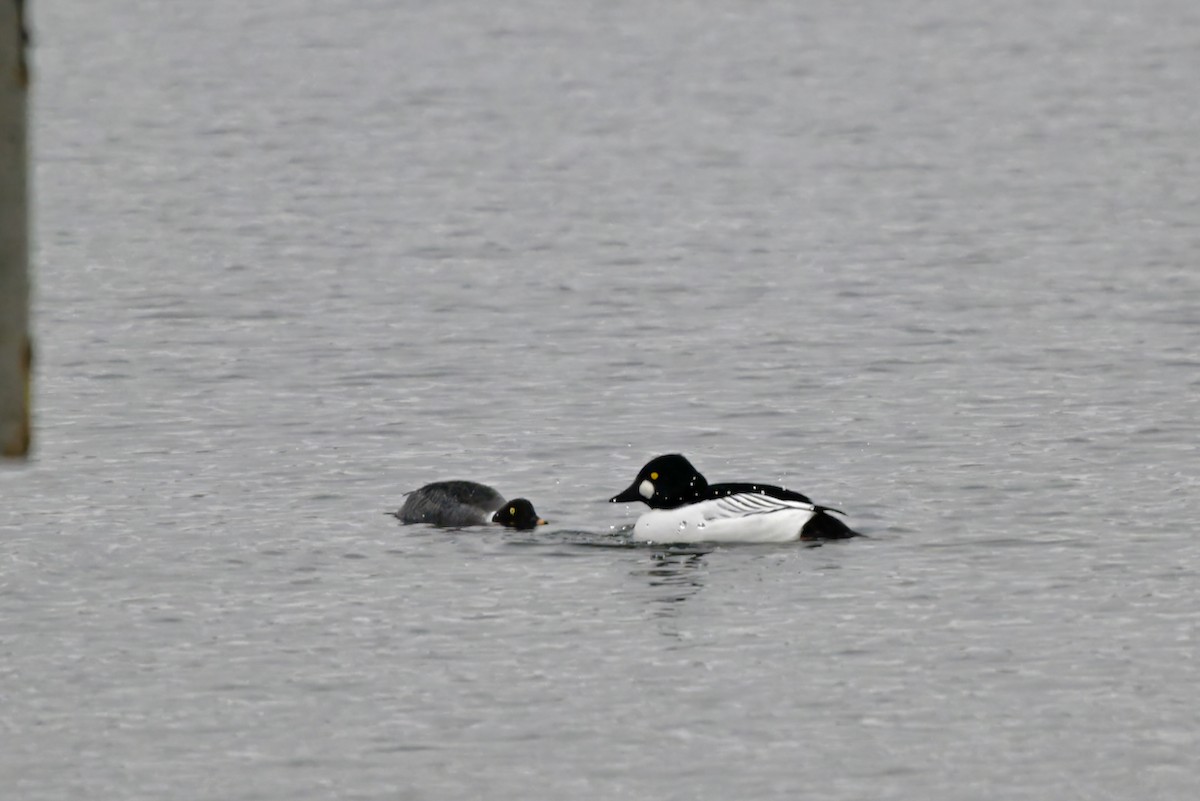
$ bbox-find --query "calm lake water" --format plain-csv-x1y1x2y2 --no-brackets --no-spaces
4,1,1199,799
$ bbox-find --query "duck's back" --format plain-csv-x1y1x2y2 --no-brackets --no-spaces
397,481,505,527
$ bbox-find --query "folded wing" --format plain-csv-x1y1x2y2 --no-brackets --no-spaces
632,493,820,544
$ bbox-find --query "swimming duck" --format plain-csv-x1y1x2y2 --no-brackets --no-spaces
609,454,858,543
391,480,547,530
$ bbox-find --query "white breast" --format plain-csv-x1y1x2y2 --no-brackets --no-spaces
631,494,819,544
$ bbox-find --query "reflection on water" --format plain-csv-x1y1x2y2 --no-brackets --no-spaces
637,548,710,614
503,531,710,614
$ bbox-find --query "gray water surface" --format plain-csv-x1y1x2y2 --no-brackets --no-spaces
5,1,1200,799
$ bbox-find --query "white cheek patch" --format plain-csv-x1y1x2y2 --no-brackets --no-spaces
639,480,655,499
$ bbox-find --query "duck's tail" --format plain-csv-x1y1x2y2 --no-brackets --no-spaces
801,507,861,540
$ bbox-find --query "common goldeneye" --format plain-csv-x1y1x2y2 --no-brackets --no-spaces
609,454,858,543
391,481,547,530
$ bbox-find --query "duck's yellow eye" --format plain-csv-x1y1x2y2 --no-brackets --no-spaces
509,507,516,515
650,472,659,480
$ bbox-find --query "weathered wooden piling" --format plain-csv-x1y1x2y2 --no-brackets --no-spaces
1,0,31,458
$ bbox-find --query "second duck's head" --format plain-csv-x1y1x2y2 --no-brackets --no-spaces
492,498,547,530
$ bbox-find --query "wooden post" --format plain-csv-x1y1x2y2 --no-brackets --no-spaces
1,0,30,458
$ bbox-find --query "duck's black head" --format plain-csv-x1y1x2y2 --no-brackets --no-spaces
492,498,547,530
609,453,709,509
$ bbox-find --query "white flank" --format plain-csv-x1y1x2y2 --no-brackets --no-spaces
631,493,819,544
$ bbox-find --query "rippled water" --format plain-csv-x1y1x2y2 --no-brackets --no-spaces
5,1,1199,798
